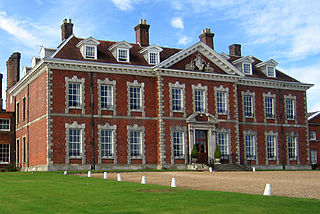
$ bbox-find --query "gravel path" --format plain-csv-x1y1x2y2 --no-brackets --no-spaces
84,171,320,199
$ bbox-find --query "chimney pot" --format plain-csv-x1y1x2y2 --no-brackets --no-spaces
6,52,21,90
199,28,215,49
134,19,150,47
229,44,241,56
61,18,73,42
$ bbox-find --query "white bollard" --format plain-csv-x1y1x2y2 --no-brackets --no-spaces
64,171,68,175
88,171,92,178
117,173,122,182
209,167,213,172
263,183,272,196
141,176,146,184
171,178,177,188
253,167,256,172
104,172,108,180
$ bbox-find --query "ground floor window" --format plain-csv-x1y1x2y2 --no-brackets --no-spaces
101,130,113,157
173,131,184,158
266,135,277,160
311,150,317,165
245,135,256,160
69,129,81,158
217,133,229,159
288,136,297,160
129,131,141,157
0,144,10,163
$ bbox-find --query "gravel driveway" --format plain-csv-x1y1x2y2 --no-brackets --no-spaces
84,171,320,199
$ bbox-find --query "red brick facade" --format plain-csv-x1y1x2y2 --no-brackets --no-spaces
6,20,313,171
308,112,320,169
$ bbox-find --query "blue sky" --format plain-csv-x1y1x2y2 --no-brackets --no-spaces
0,0,319,111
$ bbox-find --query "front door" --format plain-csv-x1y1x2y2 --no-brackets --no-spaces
195,130,208,164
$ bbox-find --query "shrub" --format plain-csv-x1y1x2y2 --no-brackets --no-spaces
191,145,198,159
215,145,222,158
4,162,19,172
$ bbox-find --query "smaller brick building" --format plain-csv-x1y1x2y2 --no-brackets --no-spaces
0,73,15,168
308,111,320,169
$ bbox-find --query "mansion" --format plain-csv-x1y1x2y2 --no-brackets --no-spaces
5,19,312,171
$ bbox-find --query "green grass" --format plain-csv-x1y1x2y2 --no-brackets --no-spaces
0,172,319,214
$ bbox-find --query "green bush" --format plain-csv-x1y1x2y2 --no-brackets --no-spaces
215,144,222,158
191,145,198,159
4,162,19,172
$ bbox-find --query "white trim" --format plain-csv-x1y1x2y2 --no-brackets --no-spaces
65,122,86,164
127,124,145,164
127,80,145,116
97,78,117,115
0,118,10,131
65,76,85,114
98,123,117,164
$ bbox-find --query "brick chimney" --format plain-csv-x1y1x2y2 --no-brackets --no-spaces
6,52,20,90
61,18,73,42
0,73,2,110
134,19,150,47
229,44,241,56
199,28,215,49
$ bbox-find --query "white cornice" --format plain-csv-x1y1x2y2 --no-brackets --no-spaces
238,77,313,91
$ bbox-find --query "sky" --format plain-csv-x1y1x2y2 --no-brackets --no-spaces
0,0,320,111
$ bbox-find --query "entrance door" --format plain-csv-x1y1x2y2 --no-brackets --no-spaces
195,130,208,164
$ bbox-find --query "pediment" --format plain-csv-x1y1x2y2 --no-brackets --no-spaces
139,44,163,54
232,56,255,64
108,40,133,51
186,112,218,124
156,42,244,76
76,37,101,47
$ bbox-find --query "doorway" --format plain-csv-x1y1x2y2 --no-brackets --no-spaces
195,130,208,164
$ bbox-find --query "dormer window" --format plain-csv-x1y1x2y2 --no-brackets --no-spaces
243,63,252,75
139,44,163,65
85,46,96,59
256,59,278,78
118,49,129,62
232,56,254,75
76,37,100,60
267,66,275,77
149,52,159,64
108,41,132,63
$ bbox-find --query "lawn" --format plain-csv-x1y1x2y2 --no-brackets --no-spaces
0,172,319,214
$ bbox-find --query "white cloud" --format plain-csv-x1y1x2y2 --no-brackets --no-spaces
171,17,184,29
178,36,191,45
111,0,133,11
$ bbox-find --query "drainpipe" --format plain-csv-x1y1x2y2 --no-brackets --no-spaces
279,86,285,170
27,84,30,169
89,72,95,170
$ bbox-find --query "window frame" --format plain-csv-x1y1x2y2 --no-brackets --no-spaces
311,150,317,165
287,135,297,160
84,45,96,59
264,96,274,118
285,98,295,120
68,128,82,158
100,129,113,158
171,87,183,112
243,63,252,75
0,119,10,131
65,76,85,114
148,52,159,64
243,95,253,117
117,48,129,62
266,135,277,160
0,144,10,164
100,84,113,110
217,132,229,159
310,131,316,141
172,131,184,158
129,131,142,158
245,134,256,160
127,80,145,116
267,66,276,77
216,91,227,115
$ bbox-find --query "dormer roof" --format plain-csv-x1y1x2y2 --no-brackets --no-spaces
138,44,163,54
76,37,101,48
108,40,132,51
232,56,255,64
256,59,278,68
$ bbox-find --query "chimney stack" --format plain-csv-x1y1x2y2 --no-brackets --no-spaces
61,18,73,42
0,73,3,110
134,19,150,47
199,28,215,49
229,44,241,56
6,52,20,90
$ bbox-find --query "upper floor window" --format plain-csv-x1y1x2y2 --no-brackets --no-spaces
68,129,82,158
16,103,20,124
101,85,113,109
267,66,275,77
245,134,256,160
285,98,295,120
118,49,129,62
22,97,26,121
243,95,253,117
0,144,10,164
216,91,227,114
194,89,205,112
139,44,163,65
172,88,182,111
243,63,252,75
287,136,297,160
265,97,274,118
0,119,10,131
310,131,316,140
68,83,81,108
129,87,141,111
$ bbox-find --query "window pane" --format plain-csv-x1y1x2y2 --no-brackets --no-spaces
69,129,81,157
68,83,81,107
101,85,113,109
265,97,274,118
129,87,141,110
0,119,10,131
173,131,183,157
217,91,226,114
245,135,255,160
288,136,297,160
217,133,228,159
266,135,276,160
101,130,113,157
194,89,205,112
118,49,128,61
130,131,141,157
172,88,182,111
286,99,294,120
149,52,158,64
85,46,95,58
244,96,253,117
0,144,10,163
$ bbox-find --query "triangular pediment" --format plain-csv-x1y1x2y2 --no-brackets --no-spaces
156,42,244,76
139,44,163,54
186,112,218,124
76,37,101,47
108,40,133,51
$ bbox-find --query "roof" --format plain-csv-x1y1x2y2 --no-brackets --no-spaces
308,111,320,121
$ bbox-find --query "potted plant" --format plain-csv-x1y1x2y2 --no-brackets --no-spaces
191,145,198,163
214,144,222,164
